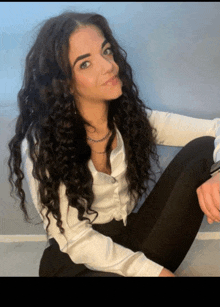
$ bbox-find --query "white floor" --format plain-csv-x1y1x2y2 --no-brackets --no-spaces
175,239,220,277
0,230,219,277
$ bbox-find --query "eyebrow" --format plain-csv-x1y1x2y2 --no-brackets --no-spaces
72,39,109,68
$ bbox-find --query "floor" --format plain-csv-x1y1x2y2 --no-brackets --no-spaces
0,238,219,277
0,217,219,277
175,239,220,276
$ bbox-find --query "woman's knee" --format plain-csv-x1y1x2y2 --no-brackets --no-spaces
160,136,215,192
185,136,214,154
179,136,214,166
179,136,215,189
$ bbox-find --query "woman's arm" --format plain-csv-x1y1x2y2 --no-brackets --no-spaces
148,110,220,162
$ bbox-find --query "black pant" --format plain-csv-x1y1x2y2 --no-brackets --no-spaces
39,136,214,277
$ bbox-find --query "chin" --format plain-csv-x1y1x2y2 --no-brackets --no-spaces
107,88,123,100
105,94,122,102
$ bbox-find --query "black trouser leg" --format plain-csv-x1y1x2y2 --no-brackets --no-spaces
126,136,215,272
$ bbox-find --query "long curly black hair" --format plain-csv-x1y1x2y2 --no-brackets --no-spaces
8,11,160,236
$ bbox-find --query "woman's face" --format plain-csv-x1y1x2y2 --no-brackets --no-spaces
68,25,123,107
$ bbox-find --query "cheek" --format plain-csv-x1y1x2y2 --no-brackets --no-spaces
76,75,98,91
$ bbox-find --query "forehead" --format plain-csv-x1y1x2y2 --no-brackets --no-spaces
69,25,105,53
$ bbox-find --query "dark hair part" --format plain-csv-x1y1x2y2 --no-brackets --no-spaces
8,11,160,236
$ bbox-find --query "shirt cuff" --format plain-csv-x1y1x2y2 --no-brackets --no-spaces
134,254,164,277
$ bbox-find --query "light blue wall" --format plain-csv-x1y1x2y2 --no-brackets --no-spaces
1,2,220,119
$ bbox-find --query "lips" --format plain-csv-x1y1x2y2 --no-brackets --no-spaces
103,75,117,85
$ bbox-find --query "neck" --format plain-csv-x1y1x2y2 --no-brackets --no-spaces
76,100,109,134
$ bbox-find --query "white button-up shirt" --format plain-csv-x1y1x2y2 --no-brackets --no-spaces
21,110,220,276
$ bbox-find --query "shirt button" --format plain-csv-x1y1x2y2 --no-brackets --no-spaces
111,177,117,184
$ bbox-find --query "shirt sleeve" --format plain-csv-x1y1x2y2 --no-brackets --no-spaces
21,138,164,277
148,109,220,162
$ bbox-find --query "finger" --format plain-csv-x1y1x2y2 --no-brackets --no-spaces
210,187,220,221
207,217,214,224
197,189,216,221
205,192,220,222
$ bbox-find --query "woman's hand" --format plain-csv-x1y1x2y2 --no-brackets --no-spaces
196,172,220,224
159,268,175,277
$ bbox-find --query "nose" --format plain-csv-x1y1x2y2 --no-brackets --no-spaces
100,55,115,74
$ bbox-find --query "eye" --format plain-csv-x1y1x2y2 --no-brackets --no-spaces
80,61,90,70
104,47,113,55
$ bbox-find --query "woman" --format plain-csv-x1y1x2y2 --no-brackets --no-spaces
8,11,220,277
